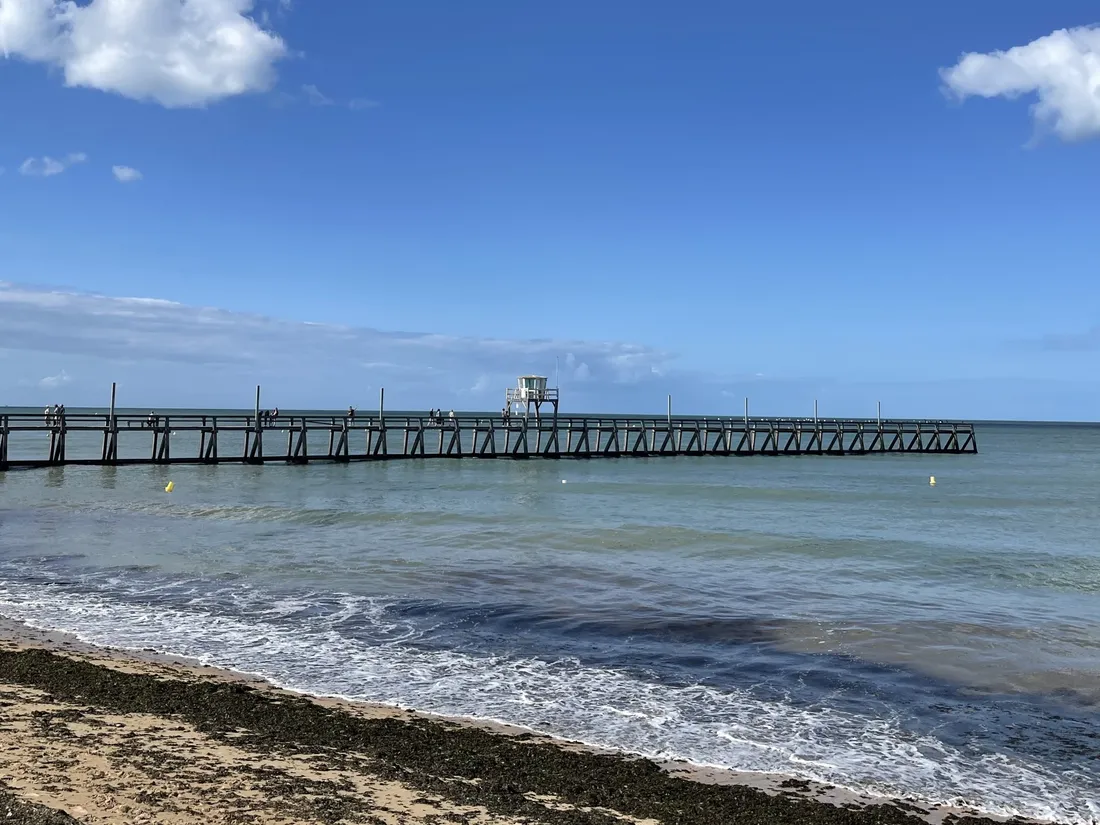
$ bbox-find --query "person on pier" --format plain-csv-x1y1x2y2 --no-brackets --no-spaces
46,404,65,427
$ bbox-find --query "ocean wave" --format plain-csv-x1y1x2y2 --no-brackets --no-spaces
0,582,1093,825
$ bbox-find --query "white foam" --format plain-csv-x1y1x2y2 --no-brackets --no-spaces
0,582,1094,825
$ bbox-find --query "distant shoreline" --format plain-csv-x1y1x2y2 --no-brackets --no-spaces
0,615,1057,825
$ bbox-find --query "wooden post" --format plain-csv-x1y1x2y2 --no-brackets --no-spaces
161,416,171,462
250,385,263,462
877,401,882,428
103,381,119,463
209,417,219,460
50,406,67,464
744,397,749,426
814,398,818,425
667,394,672,427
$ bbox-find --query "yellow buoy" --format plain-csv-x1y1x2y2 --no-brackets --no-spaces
929,476,936,486
165,481,175,493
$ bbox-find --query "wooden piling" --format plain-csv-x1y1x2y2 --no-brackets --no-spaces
101,382,119,464
0,414,8,470
248,386,263,464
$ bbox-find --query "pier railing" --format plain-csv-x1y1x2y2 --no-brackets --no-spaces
0,411,977,469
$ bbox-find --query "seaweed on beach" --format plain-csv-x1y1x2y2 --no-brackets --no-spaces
0,648,1053,825
0,785,82,825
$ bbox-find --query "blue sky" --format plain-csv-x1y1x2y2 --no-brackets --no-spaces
2,0,1100,419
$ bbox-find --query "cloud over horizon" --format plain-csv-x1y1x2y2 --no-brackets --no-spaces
38,369,71,390
0,283,1060,419
0,286,1086,420
0,0,287,107
0,282,689,411
941,24,1100,142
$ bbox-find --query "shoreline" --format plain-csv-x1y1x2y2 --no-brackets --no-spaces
0,616,1059,825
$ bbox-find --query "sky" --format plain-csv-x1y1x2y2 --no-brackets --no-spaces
2,1,1100,419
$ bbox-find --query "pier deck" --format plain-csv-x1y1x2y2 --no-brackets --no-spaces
0,411,977,470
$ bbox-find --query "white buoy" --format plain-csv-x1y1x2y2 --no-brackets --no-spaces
929,475,936,486
561,479,567,484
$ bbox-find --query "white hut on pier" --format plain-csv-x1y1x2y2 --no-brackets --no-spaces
505,375,559,420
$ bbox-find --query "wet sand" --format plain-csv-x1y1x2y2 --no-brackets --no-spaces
0,617,1055,825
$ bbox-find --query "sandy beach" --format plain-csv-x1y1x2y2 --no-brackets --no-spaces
0,617,1057,825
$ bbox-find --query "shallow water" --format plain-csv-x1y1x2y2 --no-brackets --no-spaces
0,422,1097,823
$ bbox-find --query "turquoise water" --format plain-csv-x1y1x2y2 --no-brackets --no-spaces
0,422,1097,823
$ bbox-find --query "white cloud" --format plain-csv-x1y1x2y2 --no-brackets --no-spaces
298,85,377,111
39,369,70,389
0,285,1071,418
0,0,287,108
112,165,143,183
941,25,1100,142
0,282,681,409
302,83,333,106
20,157,62,176
18,152,86,177
257,0,292,29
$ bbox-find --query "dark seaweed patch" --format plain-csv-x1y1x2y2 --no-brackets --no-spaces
0,648,1055,825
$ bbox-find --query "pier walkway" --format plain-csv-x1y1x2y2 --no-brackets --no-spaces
0,411,978,470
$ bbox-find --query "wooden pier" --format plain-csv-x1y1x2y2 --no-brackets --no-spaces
0,410,977,470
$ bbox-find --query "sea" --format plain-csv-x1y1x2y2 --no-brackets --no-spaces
0,410,1097,824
